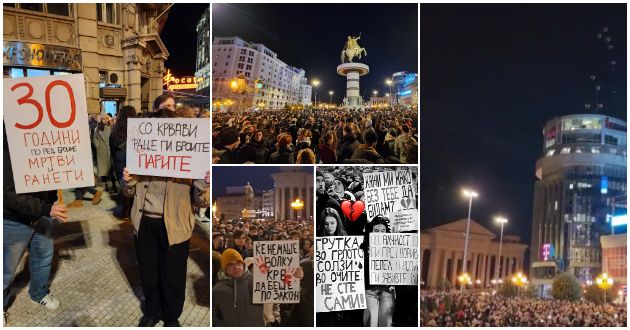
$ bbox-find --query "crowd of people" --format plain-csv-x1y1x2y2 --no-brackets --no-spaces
316,166,419,327
212,217,314,327
211,108,418,164
420,293,628,327
4,92,210,327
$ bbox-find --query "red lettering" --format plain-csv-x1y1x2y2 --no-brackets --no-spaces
57,155,65,167
180,156,191,172
51,131,61,145
63,170,72,182
32,133,40,146
24,133,31,147
25,175,31,186
32,175,40,185
74,170,83,181
146,154,155,169
41,132,51,146
53,172,60,183
28,158,39,169
42,173,50,185
45,80,76,128
11,83,44,129
61,130,71,144
139,154,146,168
66,155,75,166
71,130,80,144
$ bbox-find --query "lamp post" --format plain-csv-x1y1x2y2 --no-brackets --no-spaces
387,80,392,105
329,91,333,105
291,198,304,221
458,273,471,292
230,75,254,121
461,189,478,293
512,272,528,296
596,273,614,303
373,91,377,107
313,81,319,109
495,217,508,287
386,93,390,107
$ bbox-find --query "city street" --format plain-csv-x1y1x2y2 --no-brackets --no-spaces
4,188,210,327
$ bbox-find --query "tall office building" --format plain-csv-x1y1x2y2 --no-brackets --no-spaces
195,5,210,97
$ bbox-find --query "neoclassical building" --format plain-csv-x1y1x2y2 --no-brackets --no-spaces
271,167,314,221
421,219,528,289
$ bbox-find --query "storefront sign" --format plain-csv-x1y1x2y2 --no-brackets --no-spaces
3,41,82,70
162,69,202,89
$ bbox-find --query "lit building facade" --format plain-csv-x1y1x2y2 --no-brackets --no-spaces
271,167,314,221
3,3,171,114
368,96,389,107
391,71,416,105
401,74,418,107
215,194,263,220
194,5,209,98
211,36,312,110
262,190,275,218
530,114,627,288
420,219,527,289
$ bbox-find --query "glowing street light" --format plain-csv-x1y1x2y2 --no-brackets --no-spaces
512,272,528,296
329,90,333,105
291,198,304,221
495,217,508,286
596,273,614,302
459,273,471,291
313,81,319,108
461,189,478,293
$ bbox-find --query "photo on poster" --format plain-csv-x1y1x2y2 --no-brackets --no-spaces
211,166,315,327
315,166,418,327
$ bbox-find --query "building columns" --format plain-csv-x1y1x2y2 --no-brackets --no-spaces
289,187,295,220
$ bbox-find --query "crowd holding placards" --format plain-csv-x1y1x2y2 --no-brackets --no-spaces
211,217,314,327
315,166,419,327
211,108,418,164
420,292,628,327
3,73,210,327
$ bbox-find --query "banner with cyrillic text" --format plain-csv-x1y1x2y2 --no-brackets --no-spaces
362,170,417,226
126,118,210,179
316,236,366,312
252,241,300,304
369,233,418,285
3,74,94,193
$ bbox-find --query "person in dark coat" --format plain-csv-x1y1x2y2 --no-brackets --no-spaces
110,105,137,219
318,131,338,164
287,119,299,145
293,128,312,162
350,130,385,164
236,129,267,164
337,126,360,163
215,128,241,164
269,134,294,164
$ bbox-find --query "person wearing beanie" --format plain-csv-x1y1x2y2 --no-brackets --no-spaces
383,128,398,158
215,128,241,164
212,249,303,327
350,130,385,164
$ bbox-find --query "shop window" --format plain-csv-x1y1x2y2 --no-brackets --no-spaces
10,68,24,78
53,72,70,75
48,3,70,16
26,69,51,77
97,3,118,25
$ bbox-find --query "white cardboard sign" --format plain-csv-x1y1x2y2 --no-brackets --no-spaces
369,233,419,285
252,241,301,304
390,209,419,232
3,74,94,193
362,170,417,222
126,118,210,179
315,236,366,312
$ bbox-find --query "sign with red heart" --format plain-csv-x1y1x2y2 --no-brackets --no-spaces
340,200,365,222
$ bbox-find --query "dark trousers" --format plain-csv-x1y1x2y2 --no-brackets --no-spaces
74,186,97,201
134,215,189,322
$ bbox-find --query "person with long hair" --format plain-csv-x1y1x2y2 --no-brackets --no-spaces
269,134,294,164
110,106,138,219
236,129,268,164
318,130,337,164
361,215,395,327
296,148,316,164
122,99,210,327
294,128,312,162
93,112,116,193
320,207,347,236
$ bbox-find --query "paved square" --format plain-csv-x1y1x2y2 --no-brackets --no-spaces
4,189,210,327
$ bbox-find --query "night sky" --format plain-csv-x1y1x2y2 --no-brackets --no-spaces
421,3,627,268
212,166,313,199
212,3,418,104
160,3,209,78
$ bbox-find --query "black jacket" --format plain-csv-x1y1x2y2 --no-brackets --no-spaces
236,141,267,164
3,125,56,225
337,133,360,163
350,145,385,164
109,135,126,177
270,146,294,164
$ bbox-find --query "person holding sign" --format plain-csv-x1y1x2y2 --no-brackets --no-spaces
121,107,210,327
212,248,304,327
3,127,68,318
360,216,396,327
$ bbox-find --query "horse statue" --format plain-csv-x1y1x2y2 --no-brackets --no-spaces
341,35,367,63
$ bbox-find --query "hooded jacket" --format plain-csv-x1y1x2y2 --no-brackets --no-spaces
269,145,295,164
351,144,385,164
212,268,265,327
337,133,360,163
394,133,416,164
236,140,267,164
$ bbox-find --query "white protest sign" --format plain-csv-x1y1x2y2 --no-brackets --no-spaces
390,210,418,232
369,233,418,285
126,118,210,179
3,74,94,193
252,241,301,304
362,170,417,225
315,236,366,312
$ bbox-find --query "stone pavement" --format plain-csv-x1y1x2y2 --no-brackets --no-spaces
4,188,210,327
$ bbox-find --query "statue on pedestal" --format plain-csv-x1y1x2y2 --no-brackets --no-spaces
341,34,367,63
244,182,255,210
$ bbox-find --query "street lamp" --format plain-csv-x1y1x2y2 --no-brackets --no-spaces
313,81,319,108
291,198,304,221
386,93,390,106
512,272,528,296
387,80,392,105
329,91,333,105
495,217,508,286
461,189,478,293
596,273,614,302
230,75,254,120
458,273,471,291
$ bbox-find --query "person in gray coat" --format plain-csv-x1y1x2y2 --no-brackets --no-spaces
93,113,116,193
212,248,303,327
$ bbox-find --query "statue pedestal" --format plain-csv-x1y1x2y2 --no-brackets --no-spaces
242,209,257,220
337,63,369,110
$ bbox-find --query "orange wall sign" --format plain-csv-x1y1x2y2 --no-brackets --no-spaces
163,69,203,89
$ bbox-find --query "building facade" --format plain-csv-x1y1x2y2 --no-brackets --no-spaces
391,71,416,105
530,114,627,286
215,194,263,220
194,5,209,98
3,3,171,114
211,36,312,110
271,167,314,221
420,219,528,289
401,74,418,107
368,96,389,107
262,190,275,218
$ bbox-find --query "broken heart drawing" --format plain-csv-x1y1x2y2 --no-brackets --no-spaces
400,196,413,210
341,200,365,222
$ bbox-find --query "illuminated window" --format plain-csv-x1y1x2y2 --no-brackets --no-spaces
591,147,600,154
575,147,583,153
561,147,571,154
97,3,118,24
546,149,555,157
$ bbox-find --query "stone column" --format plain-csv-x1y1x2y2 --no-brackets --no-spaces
503,256,509,279
346,71,360,106
440,250,449,287
486,255,493,284
77,3,100,114
151,54,167,103
279,188,285,220
479,254,486,285
275,188,281,220
289,187,295,220
450,251,459,287
428,249,442,288
122,39,145,111
472,252,479,280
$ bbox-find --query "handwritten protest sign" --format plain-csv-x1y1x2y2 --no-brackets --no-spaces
126,118,210,179
369,233,418,285
390,210,418,232
315,236,366,312
3,74,94,193
252,241,301,304
363,170,417,226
